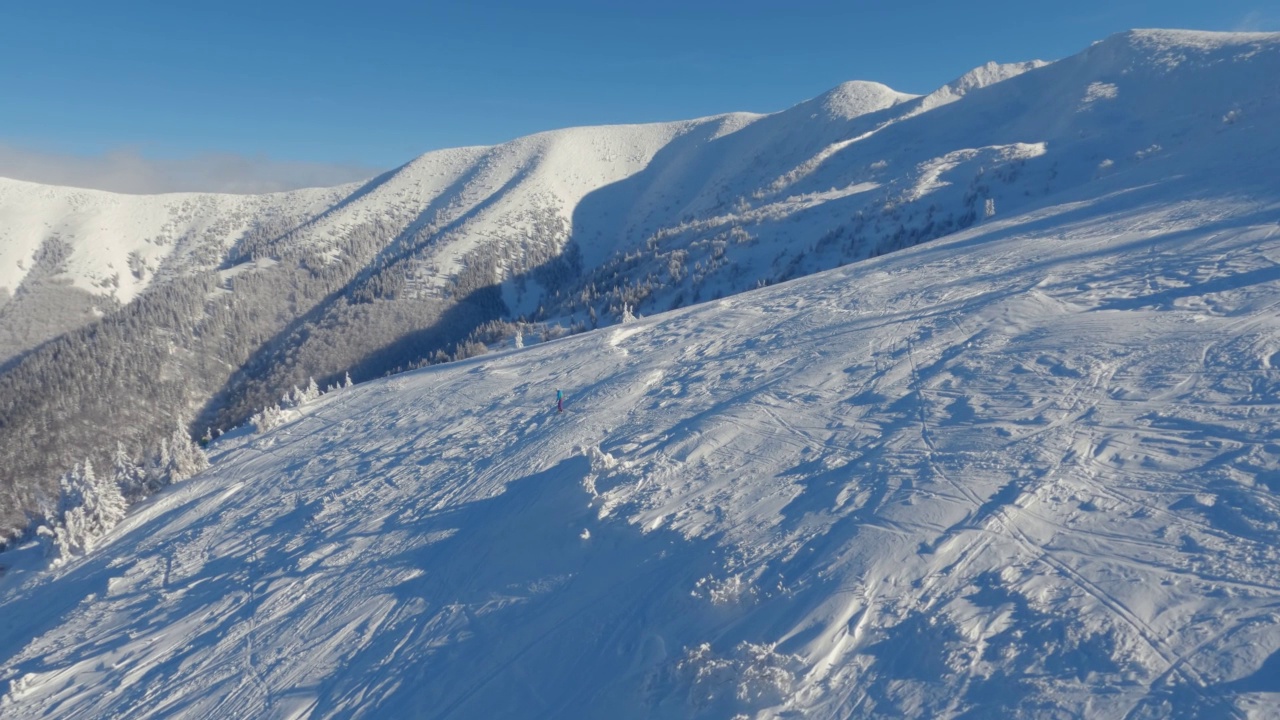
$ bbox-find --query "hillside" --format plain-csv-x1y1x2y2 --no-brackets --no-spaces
0,179,350,365
2,29,1278,540
1,143,1278,716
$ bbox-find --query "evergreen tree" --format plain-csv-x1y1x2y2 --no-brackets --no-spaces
303,377,320,403
112,442,146,499
51,459,127,560
166,423,209,482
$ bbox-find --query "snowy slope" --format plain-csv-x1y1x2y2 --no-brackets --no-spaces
0,178,350,363
1,147,1279,718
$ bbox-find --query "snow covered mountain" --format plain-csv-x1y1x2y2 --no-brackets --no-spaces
0,179,350,365
0,28,1279,717
3,131,1279,718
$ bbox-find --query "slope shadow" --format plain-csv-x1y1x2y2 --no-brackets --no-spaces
565,96,905,269
0,457,733,719
1222,647,1280,693
302,456,727,718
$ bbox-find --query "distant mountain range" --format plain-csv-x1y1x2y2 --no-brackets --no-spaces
1,28,1277,541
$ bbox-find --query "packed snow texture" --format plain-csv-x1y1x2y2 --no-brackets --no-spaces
0,28,1279,719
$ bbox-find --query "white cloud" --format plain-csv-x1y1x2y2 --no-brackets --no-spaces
0,144,383,194
1234,10,1280,32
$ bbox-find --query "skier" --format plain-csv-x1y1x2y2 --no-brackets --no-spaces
557,389,564,413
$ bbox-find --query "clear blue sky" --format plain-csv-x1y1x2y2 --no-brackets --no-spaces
1,0,1275,171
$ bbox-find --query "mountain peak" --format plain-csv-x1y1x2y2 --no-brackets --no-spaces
913,59,1048,113
806,80,915,121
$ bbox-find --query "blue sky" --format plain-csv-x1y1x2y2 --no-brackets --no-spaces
1,0,1275,191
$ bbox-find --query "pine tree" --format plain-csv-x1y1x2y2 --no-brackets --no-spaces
87,460,128,531
112,441,146,499
303,376,320,403
51,459,127,560
166,423,209,482
147,439,172,493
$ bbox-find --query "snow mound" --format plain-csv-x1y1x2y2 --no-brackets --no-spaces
914,59,1050,112
807,80,914,121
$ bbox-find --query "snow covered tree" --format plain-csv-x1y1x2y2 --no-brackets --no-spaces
146,439,172,493
51,460,128,560
166,423,209,482
86,460,127,531
251,403,285,433
112,441,147,499
302,377,320,403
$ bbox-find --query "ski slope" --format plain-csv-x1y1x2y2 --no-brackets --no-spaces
2,157,1279,717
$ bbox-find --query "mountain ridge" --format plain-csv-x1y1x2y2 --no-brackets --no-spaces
0,27,1277,546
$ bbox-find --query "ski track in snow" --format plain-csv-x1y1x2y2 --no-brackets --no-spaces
0,185,1278,718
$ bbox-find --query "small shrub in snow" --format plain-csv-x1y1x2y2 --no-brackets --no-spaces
251,404,286,433
692,574,757,606
677,641,802,712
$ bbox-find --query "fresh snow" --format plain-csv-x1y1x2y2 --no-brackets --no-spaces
1,27,1280,719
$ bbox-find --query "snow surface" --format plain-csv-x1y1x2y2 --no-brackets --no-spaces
2,160,1279,718
1,27,1280,719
